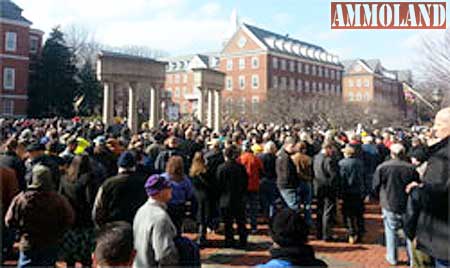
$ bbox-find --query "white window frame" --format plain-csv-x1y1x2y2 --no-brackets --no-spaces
331,70,335,79
2,99,14,115
3,67,16,90
251,96,260,111
239,58,245,70
251,57,259,69
312,82,317,92
356,92,363,101
289,61,295,72
5,32,17,52
318,66,323,77
272,57,278,69
297,62,302,73
251,75,259,89
167,74,173,83
356,79,362,87
280,77,287,90
30,36,39,54
290,77,295,90
312,65,317,76
297,79,303,91
175,74,180,83
281,59,286,70
305,81,310,93
348,92,354,101
272,75,278,89
349,79,354,87
318,82,323,92
364,79,370,88
305,64,310,75
239,75,245,90
226,77,233,91
183,74,188,83
227,59,233,71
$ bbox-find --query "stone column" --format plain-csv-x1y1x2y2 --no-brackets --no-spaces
102,82,114,127
214,89,222,132
149,87,158,128
128,82,138,133
197,87,204,123
207,89,214,128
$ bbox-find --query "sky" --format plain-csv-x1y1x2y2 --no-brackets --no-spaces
15,0,449,72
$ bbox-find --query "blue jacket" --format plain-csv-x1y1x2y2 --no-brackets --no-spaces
256,259,292,268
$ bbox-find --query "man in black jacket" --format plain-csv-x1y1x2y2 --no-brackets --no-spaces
92,151,147,228
406,107,450,268
373,143,420,266
276,137,299,212
0,138,26,190
313,142,339,241
216,145,248,248
24,142,61,191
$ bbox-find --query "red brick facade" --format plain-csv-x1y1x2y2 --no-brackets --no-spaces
0,1,43,117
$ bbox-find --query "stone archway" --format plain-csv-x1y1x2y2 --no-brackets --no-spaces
96,51,166,133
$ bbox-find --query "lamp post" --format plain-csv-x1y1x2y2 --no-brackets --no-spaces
432,88,444,110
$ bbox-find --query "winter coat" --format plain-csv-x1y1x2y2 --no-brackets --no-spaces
238,152,264,192
414,137,449,260
276,149,298,189
338,157,365,196
0,150,26,190
313,152,339,196
216,160,248,210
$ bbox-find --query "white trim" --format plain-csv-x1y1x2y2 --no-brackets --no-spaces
356,60,374,74
0,18,31,27
1,94,28,100
5,32,17,52
3,67,16,90
268,51,343,70
0,54,29,61
241,24,269,51
30,28,44,35
221,49,267,58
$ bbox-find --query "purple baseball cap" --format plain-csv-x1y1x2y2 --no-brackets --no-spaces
145,174,171,197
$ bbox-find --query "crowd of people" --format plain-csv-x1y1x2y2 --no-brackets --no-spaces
0,107,449,268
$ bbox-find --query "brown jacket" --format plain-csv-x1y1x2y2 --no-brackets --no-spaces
291,152,313,181
1,167,19,212
5,190,75,251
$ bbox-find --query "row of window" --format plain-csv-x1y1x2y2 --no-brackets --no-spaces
348,92,371,102
272,75,341,94
167,73,188,84
272,57,341,79
3,32,39,53
225,75,259,91
226,57,260,71
166,87,190,98
348,78,370,88
2,67,16,90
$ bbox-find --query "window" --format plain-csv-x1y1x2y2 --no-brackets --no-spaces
331,70,335,79
239,76,245,89
297,79,303,91
305,64,310,75
356,93,363,101
356,79,362,87
183,74,188,83
312,82,317,92
324,68,329,78
325,83,329,94
331,84,335,95
336,71,341,79
348,79,354,87
272,76,278,89
305,81,310,92
318,82,323,92
281,59,286,70
289,61,295,72
272,57,278,69
167,74,173,83
297,62,302,73
252,96,260,111
337,85,341,94
290,78,295,90
252,75,259,89
2,99,14,115
175,74,180,83
227,59,233,71
365,92,371,101
239,58,245,70
5,32,17,52
348,92,354,101
251,57,259,69
183,87,188,96
3,68,15,90
175,87,181,97
364,79,370,88
318,67,323,77
240,97,246,113
312,65,317,76
30,36,39,53
280,77,287,90
226,77,233,91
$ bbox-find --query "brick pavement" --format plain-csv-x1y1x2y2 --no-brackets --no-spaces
3,202,410,268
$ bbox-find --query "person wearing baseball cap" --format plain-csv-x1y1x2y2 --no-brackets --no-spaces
133,174,179,268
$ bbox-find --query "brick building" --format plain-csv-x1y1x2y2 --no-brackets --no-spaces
0,0,43,117
162,54,220,116
219,23,344,115
341,59,407,113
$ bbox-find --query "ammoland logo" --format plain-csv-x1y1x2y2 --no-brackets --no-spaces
331,2,446,29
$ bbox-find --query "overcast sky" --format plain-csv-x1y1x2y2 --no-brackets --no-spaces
15,0,449,72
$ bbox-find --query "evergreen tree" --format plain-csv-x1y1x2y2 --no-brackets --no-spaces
28,26,78,118
75,60,102,116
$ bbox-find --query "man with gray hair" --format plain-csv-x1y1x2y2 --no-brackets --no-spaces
373,143,420,266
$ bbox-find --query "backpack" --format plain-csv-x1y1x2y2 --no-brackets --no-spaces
174,236,201,268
